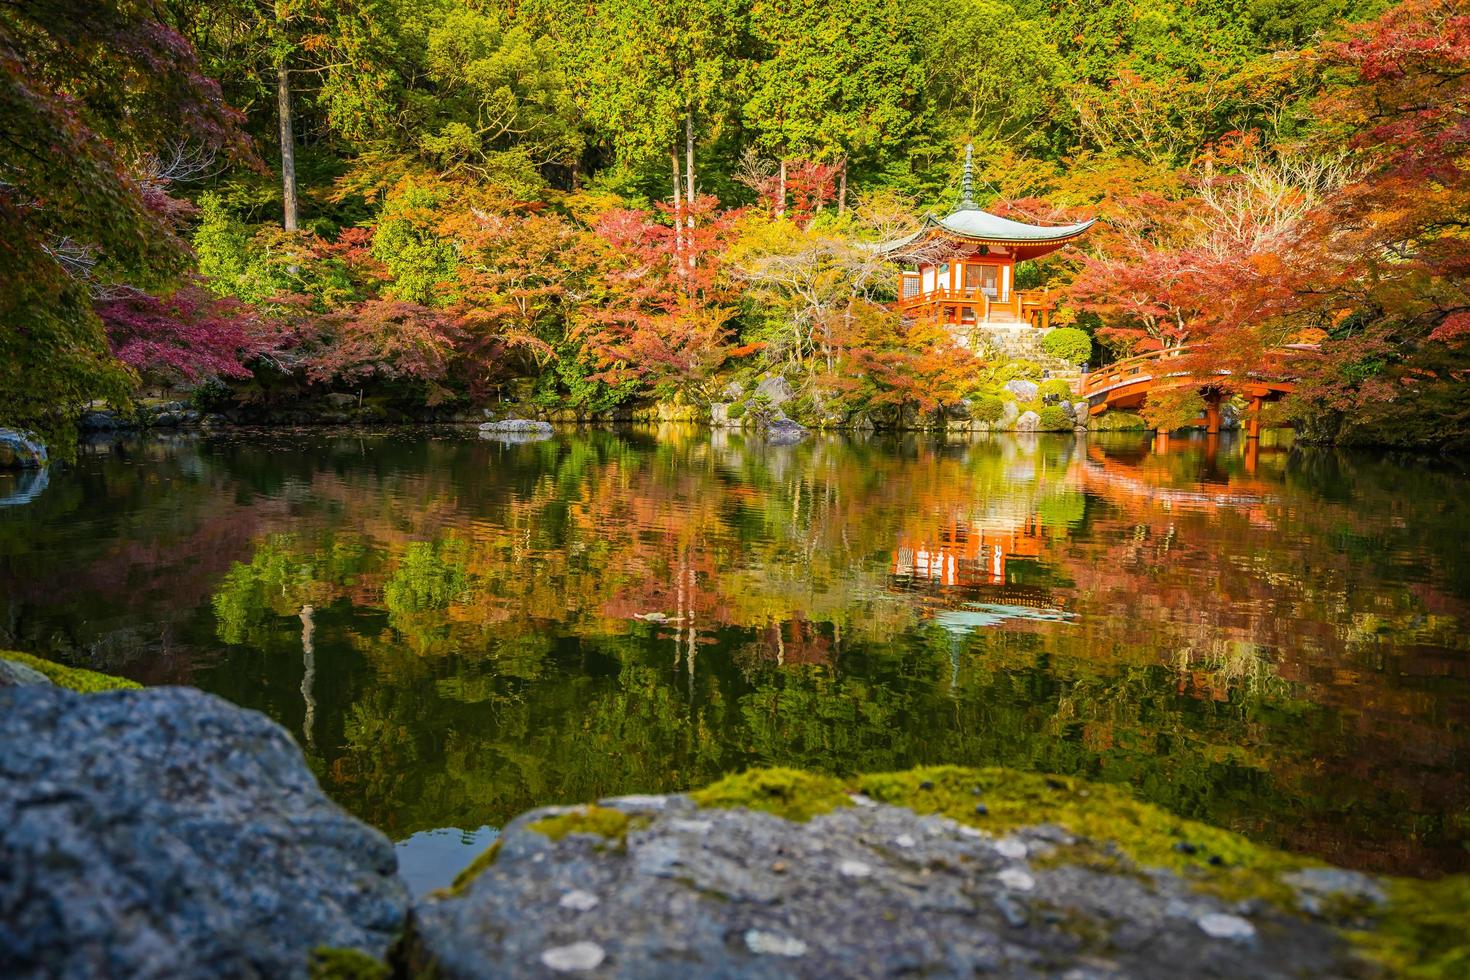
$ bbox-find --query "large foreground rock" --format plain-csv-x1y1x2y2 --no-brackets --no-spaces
0,686,408,979
409,771,1377,979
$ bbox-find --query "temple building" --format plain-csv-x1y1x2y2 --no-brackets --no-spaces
886,147,1093,334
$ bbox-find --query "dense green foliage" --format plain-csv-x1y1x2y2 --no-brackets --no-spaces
1041,327,1092,366
3,0,1466,446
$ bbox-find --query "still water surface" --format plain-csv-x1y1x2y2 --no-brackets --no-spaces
2,427,1466,889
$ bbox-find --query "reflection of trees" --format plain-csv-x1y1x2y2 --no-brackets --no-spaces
2,428,1464,875
189,430,1468,873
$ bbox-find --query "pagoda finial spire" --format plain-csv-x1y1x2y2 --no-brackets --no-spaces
959,143,976,209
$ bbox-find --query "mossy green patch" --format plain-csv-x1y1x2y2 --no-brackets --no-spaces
1349,875,1470,979
307,946,390,980
1,650,141,693
691,768,851,822
855,766,1309,904
440,838,503,896
528,805,640,842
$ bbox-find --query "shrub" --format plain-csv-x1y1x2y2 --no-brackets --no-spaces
1089,411,1148,431
1038,405,1072,431
1139,389,1205,432
726,401,747,419
970,395,1005,423
1006,360,1044,381
1042,327,1092,365
1037,379,1074,402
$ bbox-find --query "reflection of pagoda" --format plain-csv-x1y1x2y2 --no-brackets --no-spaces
891,515,1067,621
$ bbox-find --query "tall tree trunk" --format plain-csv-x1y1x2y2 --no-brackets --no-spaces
777,157,786,217
685,113,696,267
277,61,298,231
670,148,683,277
684,113,696,213
837,158,848,217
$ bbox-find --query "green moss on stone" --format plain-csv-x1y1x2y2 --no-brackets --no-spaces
1349,875,1470,978
440,764,1467,979
441,839,503,896
691,767,851,822
1,650,141,692
528,805,639,842
855,766,1308,903
307,947,390,980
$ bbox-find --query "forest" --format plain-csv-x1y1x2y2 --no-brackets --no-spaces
3,0,1468,449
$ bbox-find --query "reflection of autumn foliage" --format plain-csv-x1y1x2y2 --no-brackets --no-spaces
5,430,1466,875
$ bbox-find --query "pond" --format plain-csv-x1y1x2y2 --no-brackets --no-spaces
1,426,1466,892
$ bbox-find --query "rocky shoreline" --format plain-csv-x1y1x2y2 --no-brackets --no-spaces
2,651,1465,979
66,371,1155,441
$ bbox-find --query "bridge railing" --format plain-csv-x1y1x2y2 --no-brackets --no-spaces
1081,346,1193,398
1080,343,1321,399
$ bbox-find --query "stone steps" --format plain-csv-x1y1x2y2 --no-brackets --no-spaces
967,325,1078,375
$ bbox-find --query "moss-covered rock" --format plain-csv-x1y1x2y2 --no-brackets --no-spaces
420,765,1465,978
0,650,140,692
690,767,851,822
684,766,1470,978
528,804,641,842
308,946,390,980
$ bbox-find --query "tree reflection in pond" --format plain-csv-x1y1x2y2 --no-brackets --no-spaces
0,427,1465,880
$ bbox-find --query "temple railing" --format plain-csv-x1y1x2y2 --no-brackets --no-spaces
897,287,1056,326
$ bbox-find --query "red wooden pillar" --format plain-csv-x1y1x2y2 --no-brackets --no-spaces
1204,393,1222,435
1246,396,1262,440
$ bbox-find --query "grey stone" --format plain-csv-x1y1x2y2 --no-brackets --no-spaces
0,686,409,979
1004,379,1039,402
479,418,554,434
753,375,795,406
77,410,128,433
409,797,1358,979
1197,913,1256,941
1015,410,1042,433
0,657,52,687
1001,400,1021,426
1283,868,1388,910
720,381,745,401
763,417,808,445
709,403,732,427
0,428,47,469
541,941,606,972
324,393,359,409
479,419,555,443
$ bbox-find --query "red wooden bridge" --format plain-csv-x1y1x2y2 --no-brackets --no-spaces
1080,344,1321,436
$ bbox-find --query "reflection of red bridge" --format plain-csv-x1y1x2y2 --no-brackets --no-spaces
1082,344,1321,435
1079,445,1279,511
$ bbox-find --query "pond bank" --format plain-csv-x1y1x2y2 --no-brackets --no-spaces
2,653,1464,979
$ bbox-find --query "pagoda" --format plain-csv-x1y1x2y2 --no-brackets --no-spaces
888,147,1092,331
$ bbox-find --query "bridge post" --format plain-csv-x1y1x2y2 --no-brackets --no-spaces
1204,392,1222,435
1246,396,1262,440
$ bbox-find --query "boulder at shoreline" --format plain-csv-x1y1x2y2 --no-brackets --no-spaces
0,686,408,979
